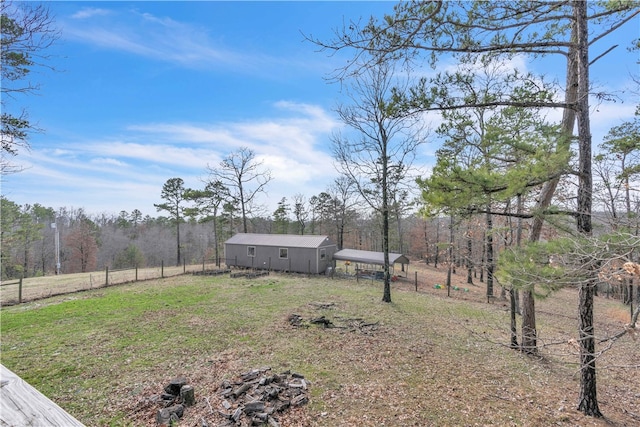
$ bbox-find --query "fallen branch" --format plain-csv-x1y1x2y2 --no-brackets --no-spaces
310,316,334,328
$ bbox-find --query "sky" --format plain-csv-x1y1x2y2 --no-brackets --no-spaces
2,1,639,218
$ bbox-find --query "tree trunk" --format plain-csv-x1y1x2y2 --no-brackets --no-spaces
382,146,391,303
522,22,579,354
447,214,454,297
240,185,248,233
479,232,485,283
575,1,601,417
213,214,220,267
510,286,518,349
521,289,537,354
434,219,440,268
485,209,494,301
577,280,601,416
396,204,404,254
423,220,430,265
514,195,523,315
176,220,181,266
466,226,473,285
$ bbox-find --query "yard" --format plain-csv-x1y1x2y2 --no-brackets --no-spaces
1,262,638,426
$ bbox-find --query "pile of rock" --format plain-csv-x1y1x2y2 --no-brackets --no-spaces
215,367,309,427
155,377,196,426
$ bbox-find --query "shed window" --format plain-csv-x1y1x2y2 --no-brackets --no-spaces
279,248,288,259
247,246,256,257
320,249,326,260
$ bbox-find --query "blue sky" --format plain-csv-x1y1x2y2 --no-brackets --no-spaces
2,1,639,218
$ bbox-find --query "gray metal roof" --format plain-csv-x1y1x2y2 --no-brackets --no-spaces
225,233,335,248
333,249,410,266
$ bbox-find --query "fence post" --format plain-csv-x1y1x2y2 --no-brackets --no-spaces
105,266,109,287
135,266,138,282
18,277,23,304
161,260,164,278
183,259,186,273
202,256,205,271
415,271,418,292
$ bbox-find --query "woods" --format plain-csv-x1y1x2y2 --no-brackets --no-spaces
310,0,640,418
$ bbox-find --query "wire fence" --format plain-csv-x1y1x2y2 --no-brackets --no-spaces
0,261,225,306
3,258,634,309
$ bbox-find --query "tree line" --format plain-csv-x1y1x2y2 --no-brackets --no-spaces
0,177,419,279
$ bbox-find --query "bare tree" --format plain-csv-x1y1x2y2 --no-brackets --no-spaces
208,147,272,233
594,110,640,232
332,61,426,303
1,0,59,175
64,216,98,274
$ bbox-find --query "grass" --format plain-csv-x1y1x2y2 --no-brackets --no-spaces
0,263,218,305
1,267,638,426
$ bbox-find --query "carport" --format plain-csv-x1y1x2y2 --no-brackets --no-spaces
332,249,409,278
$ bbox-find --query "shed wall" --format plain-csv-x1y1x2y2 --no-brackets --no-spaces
225,242,336,274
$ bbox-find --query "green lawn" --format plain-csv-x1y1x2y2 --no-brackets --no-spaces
1,273,636,426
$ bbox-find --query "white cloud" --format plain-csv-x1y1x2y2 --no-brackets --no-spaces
61,8,291,73
85,141,221,167
90,157,129,167
590,95,637,123
126,124,242,146
4,102,343,216
126,102,341,173
63,26,177,62
445,54,530,78
51,148,75,157
71,8,111,20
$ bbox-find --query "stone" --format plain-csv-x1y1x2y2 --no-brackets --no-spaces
180,384,195,407
156,408,171,426
164,377,188,396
